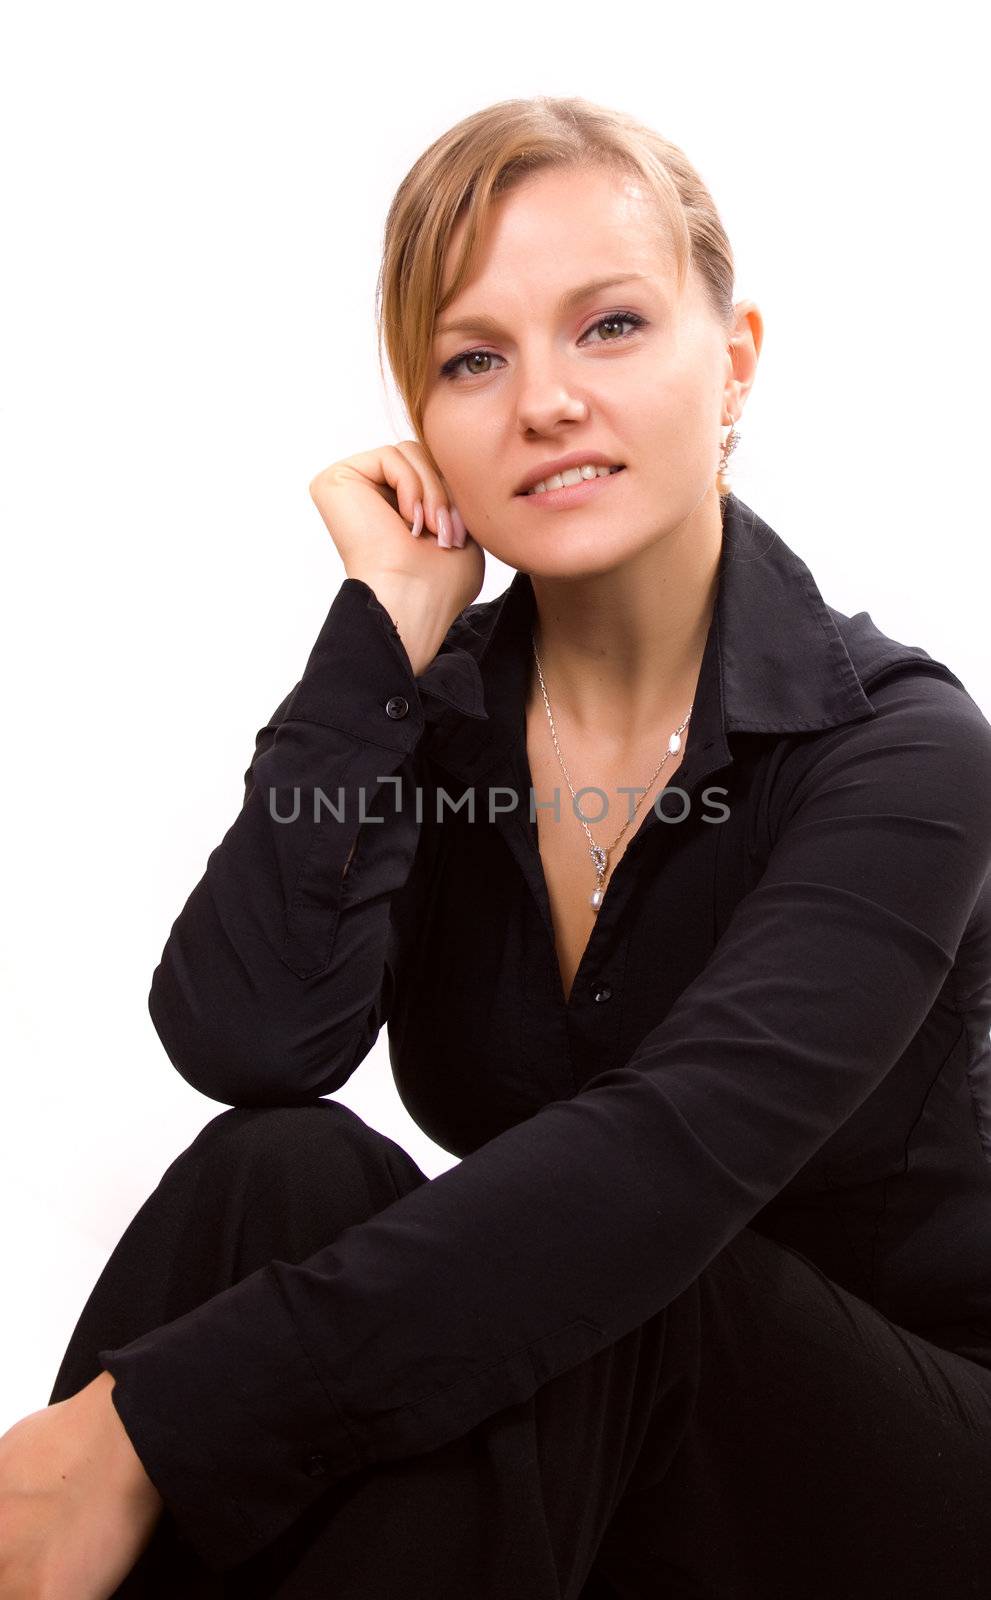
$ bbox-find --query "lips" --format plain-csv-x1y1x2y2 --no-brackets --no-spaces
516,465,627,509
524,465,624,496
513,452,625,495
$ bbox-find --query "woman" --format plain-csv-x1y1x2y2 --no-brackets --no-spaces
3,95,991,1598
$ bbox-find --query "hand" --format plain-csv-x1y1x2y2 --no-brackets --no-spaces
0,1371,164,1599
309,438,485,625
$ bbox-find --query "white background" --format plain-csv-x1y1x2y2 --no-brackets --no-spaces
2,1,988,1432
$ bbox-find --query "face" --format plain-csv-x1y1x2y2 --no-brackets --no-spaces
421,164,754,577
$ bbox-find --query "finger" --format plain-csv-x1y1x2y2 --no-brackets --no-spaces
355,445,427,534
393,440,452,538
449,506,468,547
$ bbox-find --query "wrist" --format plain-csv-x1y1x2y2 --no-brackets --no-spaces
76,1370,164,1512
358,573,457,677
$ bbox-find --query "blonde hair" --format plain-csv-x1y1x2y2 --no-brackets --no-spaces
375,95,739,498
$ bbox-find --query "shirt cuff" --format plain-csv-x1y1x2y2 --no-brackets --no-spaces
100,1261,361,1571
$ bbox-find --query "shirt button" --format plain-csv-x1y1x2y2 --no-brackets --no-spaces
385,695,410,719
591,983,612,1003
303,1452,330,1478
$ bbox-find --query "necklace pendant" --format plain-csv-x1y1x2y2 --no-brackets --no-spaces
589,844,608,913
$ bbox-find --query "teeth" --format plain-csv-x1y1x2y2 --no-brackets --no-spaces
526,464,622,496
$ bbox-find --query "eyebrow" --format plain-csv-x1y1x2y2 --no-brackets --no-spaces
434,274,652,339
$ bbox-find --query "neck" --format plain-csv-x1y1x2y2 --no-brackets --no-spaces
527,492,723,747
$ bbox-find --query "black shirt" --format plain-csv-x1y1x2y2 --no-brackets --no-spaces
100,493,991,1569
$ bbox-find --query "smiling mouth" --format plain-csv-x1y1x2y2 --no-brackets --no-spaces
520,465,625,497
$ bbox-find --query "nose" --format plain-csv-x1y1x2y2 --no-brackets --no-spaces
514,371,589,435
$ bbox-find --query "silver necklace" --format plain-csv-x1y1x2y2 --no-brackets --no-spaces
531,631,692,913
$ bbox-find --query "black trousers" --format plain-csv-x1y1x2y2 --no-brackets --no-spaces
50,1103,991,1599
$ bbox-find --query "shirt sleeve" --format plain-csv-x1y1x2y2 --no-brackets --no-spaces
146,577,437,1107
101,667,991,1570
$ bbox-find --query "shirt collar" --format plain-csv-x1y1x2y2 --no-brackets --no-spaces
415,492,877,787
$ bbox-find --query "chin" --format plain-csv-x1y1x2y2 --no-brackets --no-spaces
515,537,644,582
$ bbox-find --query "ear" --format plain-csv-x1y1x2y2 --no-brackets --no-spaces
723,299,763,419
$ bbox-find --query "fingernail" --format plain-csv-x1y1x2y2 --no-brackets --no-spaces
411,500,423,537
436,506,452,548
450,506,467,547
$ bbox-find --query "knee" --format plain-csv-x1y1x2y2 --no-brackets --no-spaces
188,1101,377,1180
185,1101,425,1218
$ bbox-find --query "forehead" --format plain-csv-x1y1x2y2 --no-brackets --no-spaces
440,166,678,306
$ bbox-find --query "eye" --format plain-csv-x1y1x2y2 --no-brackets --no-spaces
580,311,646,345
438,310,647,382
439,347,506,381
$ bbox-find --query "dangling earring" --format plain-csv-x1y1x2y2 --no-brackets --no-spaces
717,418,740,495
719,419,740,472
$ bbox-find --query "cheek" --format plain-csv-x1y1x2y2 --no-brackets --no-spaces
427,410,496,505
446,441,489,510
419,418,459,499
636,365,713,447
